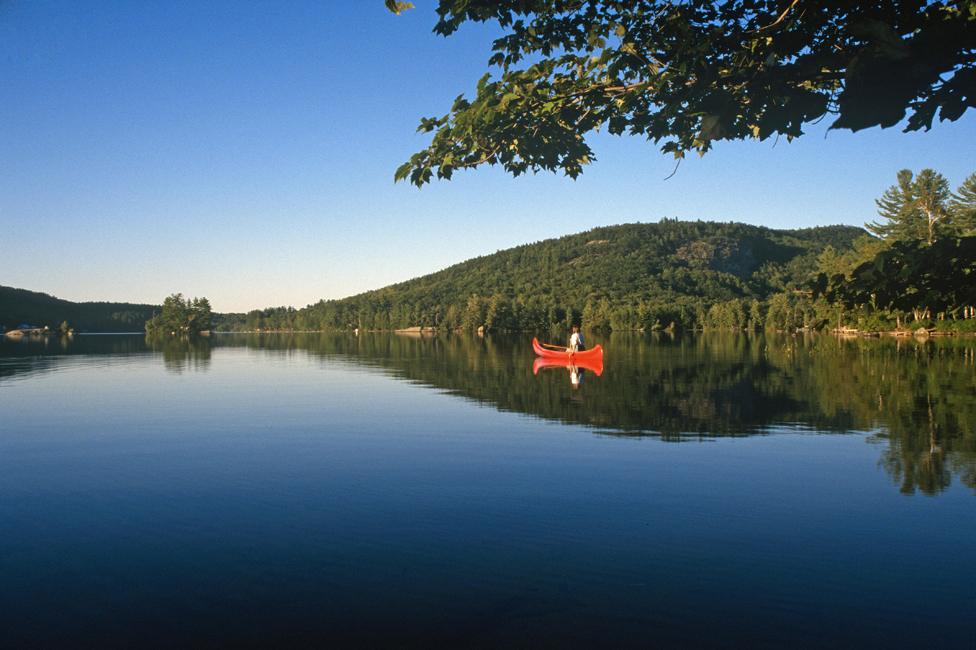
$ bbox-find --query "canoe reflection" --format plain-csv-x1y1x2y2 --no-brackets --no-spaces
532,355,604,389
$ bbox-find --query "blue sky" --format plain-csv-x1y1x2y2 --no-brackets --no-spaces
3,1,974,312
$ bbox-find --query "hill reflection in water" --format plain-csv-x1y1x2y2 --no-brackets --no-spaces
2,331,974,495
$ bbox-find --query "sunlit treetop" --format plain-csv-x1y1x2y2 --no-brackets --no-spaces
388,0,976,185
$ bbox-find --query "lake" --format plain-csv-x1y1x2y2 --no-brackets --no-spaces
1,332,974,648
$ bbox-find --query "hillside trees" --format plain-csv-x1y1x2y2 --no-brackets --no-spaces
205,207,974,335
210,221,862,334
210,202,976,336
485,293,516,331
462,295,488,330
0,286,156,332
389,1,976,185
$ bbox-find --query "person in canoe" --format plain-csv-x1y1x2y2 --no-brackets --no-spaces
568,325,585,352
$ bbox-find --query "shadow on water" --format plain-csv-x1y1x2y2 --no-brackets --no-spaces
2,330,974,495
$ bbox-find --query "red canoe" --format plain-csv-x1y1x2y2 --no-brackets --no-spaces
532,337,604,364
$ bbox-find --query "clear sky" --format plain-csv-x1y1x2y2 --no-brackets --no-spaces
3,1,974,312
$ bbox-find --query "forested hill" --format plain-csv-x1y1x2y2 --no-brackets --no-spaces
233,220,867,332
0,286,156,332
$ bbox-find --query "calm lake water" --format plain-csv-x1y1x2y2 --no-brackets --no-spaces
1,332,974,648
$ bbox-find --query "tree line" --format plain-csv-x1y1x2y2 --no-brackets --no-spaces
168,169,976,337
804,169,976,332
213,220,866,334
0,285,155,332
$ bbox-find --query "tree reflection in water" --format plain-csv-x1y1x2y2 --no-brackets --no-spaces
269,331,974,496
2,331,973,494
145,335,212,374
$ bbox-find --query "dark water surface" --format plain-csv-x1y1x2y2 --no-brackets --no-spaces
1,333,974,648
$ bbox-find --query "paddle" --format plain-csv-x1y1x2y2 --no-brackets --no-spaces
539,342,570,350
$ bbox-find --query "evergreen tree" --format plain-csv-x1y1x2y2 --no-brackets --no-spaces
868,170,924,242
190,297,212,332
950,173,976,236
867,169,952,245
913,169,953,245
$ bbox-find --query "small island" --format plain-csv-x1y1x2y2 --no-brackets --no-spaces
144,294,212,337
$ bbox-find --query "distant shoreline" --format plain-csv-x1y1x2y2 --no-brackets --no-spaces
4,327,973,339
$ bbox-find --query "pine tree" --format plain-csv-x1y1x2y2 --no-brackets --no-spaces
868,170,922,241
913,169,952,245
950,173,976,236
867,169,952,245
191,297,213,333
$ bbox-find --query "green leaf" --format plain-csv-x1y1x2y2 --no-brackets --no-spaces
384,1,414,15
394,161,413,183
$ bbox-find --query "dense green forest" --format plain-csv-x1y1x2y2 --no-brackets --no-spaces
0,286,156,332
7,169,975,335
220,168,976,335
218,219,867,333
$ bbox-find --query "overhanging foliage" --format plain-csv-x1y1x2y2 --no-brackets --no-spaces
390,1,976,185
